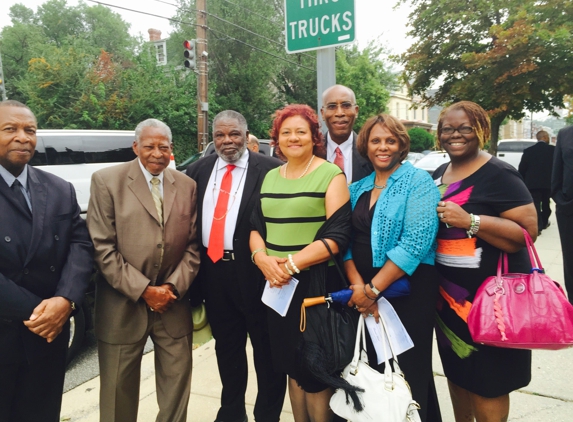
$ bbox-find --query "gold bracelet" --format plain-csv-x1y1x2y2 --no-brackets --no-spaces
363,284,377,301
251,248,266,264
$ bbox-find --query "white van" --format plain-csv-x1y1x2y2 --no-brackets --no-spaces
496,139,537,169
31,130,176,213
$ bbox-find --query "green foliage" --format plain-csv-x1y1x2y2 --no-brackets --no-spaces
408,127,435,152
336,42,397,131
400,0,573,153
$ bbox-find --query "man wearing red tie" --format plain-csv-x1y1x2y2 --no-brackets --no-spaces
321,84,373,184
186,110,285,422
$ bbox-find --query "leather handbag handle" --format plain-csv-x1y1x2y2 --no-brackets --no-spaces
319,238,348,287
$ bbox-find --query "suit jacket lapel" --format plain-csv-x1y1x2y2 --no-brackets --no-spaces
0,174,33,220
127,160,161,224
163,169,176,224
25,167,47,265
236,153,261,226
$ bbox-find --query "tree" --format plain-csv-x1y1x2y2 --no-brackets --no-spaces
400,0,573,152
408,127,435,152
336,42,397,131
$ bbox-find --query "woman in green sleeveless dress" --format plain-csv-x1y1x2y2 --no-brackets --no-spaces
250,104,350,422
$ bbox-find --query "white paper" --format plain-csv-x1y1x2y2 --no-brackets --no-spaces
261,277,299,317
365,297,414,364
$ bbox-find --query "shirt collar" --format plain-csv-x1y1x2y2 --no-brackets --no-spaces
0,164,29,189
138,158,164,184
326,132,353,155
215,148,249,171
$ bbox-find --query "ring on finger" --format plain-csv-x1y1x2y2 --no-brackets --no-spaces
368,313,374,317
439,212,444,219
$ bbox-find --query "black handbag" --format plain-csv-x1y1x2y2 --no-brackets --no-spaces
297,239,362,400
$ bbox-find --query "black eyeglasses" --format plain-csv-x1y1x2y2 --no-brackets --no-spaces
323,102,355,111
441,126,475,135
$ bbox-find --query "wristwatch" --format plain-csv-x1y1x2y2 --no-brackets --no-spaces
67,298,76,311
368,282,381,296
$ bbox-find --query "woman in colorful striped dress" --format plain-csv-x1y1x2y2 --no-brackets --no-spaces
250,104,350,422
433,101,538,421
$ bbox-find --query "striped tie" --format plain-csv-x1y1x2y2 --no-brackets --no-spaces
150,177,163,226
151,177,164,267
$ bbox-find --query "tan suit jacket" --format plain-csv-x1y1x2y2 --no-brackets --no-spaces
87,159,200,344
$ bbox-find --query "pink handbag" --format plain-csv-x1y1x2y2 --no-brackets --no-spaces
468,229,573,350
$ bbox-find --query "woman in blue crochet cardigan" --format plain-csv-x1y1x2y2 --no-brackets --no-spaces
345,114,442,422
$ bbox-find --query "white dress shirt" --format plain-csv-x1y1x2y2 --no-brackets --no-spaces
138,159,164,198
202,149,249,249
326,133,353,184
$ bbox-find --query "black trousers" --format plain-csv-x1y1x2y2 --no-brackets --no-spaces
530,189,552,232
202,256,286,422
0,326,68,422
556,206,573,305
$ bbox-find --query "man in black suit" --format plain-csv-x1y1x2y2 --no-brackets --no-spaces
0,100,93,422
320,84,373,184
552,125,573,303
186,110,286,422
518,130,555,234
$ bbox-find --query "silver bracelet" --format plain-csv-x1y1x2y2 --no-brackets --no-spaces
467,214,481,237
287,254,300,274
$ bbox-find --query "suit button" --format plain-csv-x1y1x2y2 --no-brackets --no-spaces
54,235,59,240
154,264,159,268
50,266,56,272
23,268,29,274
4,236,10,242
157,244,162,249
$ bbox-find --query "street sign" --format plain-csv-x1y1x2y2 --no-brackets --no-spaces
284,0,355,54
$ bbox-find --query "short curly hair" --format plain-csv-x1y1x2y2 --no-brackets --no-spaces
437,101,491,149
270,104,326,161
356,114,410,161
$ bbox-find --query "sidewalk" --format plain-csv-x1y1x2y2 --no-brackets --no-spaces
61,214,573,421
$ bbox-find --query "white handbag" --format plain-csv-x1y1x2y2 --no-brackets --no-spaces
330,315,421,422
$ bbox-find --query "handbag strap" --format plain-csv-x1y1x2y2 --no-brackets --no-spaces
521,228,545,272
348,315,367,375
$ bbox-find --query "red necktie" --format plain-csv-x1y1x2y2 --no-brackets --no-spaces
207,164,236,262
334,147,345,172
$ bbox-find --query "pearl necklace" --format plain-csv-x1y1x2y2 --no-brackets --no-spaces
284,155,315,179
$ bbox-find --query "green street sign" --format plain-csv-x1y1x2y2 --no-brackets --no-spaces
284,0,355,54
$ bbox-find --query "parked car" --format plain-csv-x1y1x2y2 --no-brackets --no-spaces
29,129,176,364
414,151,450,176
496,139,537,169
405,152,425,165
200,139,275,158
31,130,176,214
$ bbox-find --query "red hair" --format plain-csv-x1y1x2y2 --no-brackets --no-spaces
270,104,326,161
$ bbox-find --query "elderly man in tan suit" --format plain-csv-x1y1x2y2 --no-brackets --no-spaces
86,118,200,422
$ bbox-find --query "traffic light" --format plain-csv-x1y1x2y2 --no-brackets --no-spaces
183,39,196,70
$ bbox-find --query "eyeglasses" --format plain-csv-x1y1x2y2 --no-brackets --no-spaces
323,102,355,111
214,133,243,142
441,126,475,135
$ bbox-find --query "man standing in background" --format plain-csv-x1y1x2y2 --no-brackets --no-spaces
519,130,554,234
321,84,372,184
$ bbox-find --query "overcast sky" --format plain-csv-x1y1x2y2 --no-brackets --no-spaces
0,0,414,55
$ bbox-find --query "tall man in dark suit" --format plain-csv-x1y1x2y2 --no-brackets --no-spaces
0,100,93,422
321,84,373,184
87,119,200,422
518,130,555,234
186,110,286,422
552,125,573,303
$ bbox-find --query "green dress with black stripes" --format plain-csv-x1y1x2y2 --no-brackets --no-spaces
260,161,343,391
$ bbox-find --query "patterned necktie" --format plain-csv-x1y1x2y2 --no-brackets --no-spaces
151,177,164,267
150,177,163,226
334,147,345,172
207,164,236,263
12,179,31,216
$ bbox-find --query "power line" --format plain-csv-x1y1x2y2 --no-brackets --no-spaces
86,0,200,28
220,0,279,26
209,27,314,71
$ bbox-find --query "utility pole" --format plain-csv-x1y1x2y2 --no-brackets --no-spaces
196,0,209,152
0,51,7,101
